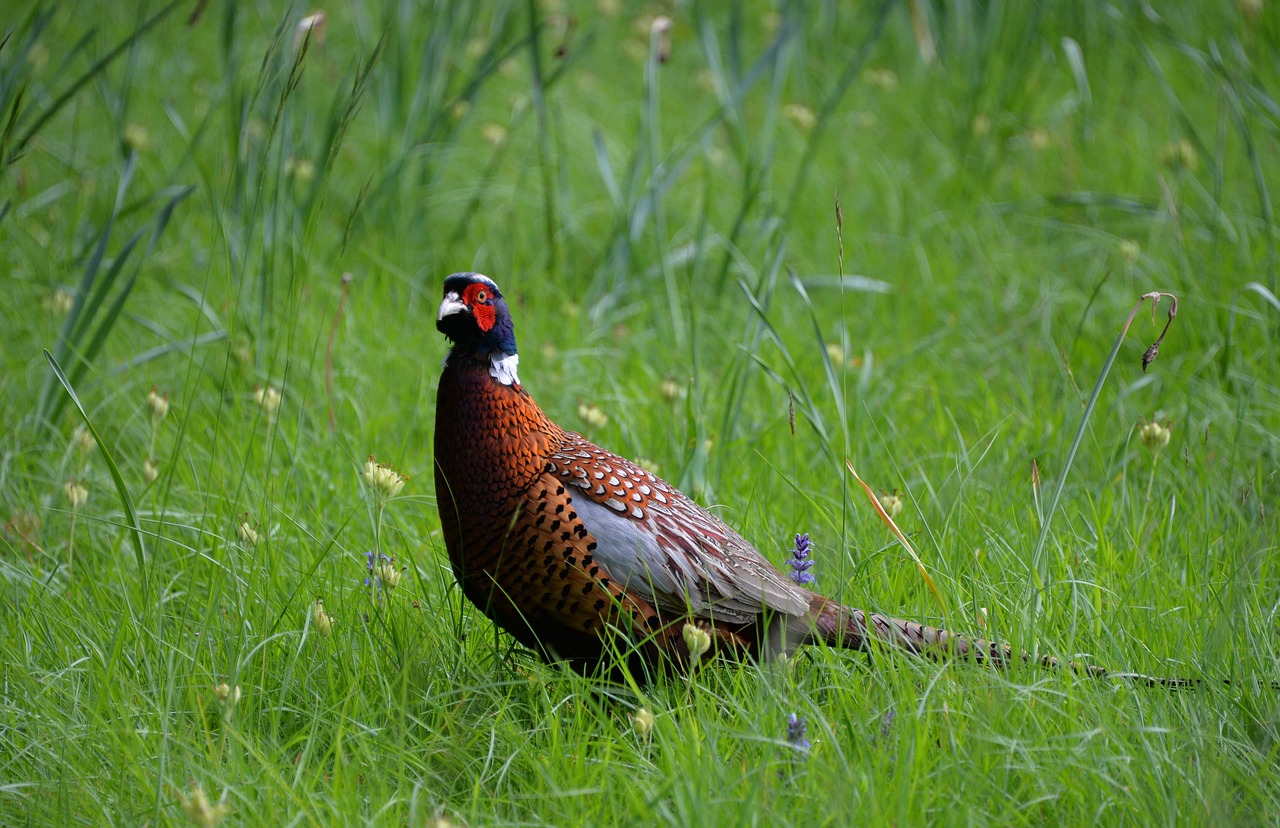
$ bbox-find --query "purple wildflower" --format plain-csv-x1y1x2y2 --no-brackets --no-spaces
364,551,390,587
786,713,810,753
788,533,814,586
879,707,897,739
875,706,897,760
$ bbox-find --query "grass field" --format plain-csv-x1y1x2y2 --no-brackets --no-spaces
2,1,1279,825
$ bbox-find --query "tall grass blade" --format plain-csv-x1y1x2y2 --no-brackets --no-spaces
1025,292,1179,628
5,0,183,165
43,350,148,587
35,161,193,425
845,459,945,613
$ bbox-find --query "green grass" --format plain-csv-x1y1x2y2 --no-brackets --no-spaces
2,1,1279,825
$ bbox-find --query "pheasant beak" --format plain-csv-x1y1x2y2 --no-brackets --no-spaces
437,292,468,322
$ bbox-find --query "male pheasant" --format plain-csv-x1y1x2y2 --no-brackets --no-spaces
432,272,1188,685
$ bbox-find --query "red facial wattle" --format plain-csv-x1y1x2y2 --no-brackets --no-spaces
463,282,497,332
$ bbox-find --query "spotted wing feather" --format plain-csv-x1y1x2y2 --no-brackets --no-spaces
547,433,811,624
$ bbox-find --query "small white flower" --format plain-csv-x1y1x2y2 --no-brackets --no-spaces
878,491,903,519
864,67,898,90
651,15,673,63
1159,139,1197,172
122,123,150,154
284,157,315,184
682,622,711,663
1118,240,1141,267
176,781,229,828
253,385,282,419
236,516,259,547
64,480,89,510
294,11,327,50
45,288,75,315
783,103,816,130
577,402,609,429
481,123,507,146
362,456,407,500
147,387,170,426
213,682,241,705
1138,420,1172,450
73,426,95,454
631,707,655,740
376,561,403,590
312,599,333,637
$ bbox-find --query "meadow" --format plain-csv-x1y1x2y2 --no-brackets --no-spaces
2,1,1279,825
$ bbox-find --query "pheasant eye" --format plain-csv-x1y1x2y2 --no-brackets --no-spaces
475,289,489,304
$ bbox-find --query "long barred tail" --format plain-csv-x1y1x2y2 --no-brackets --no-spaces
810,598,1201,690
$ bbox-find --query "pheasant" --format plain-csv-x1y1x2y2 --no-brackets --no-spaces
432,271,1191,686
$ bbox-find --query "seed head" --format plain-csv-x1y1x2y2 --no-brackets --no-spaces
147,387,170,426
1159,138,1198,172
1118,240,1141,267
312,599,333,637
377,560,404,590
73,426,96,454
253,385,281,420
143,458,160,484
45,288,75,315
577,402,609,429
783,103,816,130
236,516,259,547
284,157,315,184
294,11,327,50
1138,420,1172,451
176,781,229,828
651,15,673,63
864,67,898,90
213,682,241,705
879,490,904,518
64,480,88,510
362,455,407,500
363,551,401,593
121,123,150,155
481,123,507,146
682,622,712,663
631,707,655,740
659,378,682,402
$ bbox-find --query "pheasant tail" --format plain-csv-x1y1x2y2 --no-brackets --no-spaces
809,597,1201,688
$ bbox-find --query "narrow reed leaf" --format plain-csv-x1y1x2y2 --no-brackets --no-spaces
44,349,148,585
1026,292,1179,626
845,459,945,613
7,0,184,164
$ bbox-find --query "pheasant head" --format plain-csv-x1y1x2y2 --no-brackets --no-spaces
436,271,520,386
